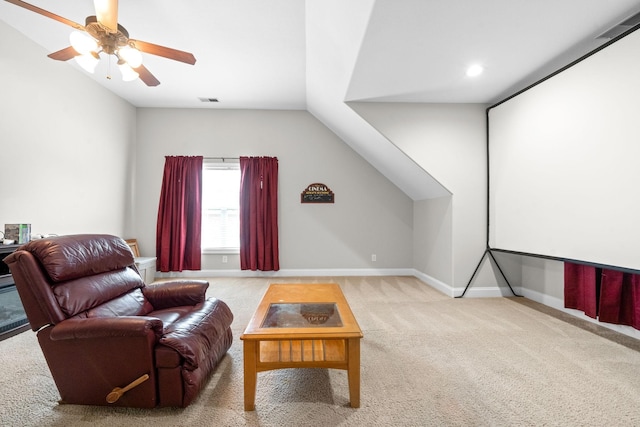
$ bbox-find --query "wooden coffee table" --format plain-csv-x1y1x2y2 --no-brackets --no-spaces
240,283,363,411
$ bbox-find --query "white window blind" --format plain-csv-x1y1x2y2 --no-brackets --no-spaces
201,159,240,252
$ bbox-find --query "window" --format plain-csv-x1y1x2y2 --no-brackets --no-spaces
201,159,240,253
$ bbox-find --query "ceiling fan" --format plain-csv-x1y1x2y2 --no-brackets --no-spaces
5,0,196,86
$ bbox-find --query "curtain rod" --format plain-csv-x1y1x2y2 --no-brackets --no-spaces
204,156,239,162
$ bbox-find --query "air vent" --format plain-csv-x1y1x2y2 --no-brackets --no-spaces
198,97,219,103
597,10,640,39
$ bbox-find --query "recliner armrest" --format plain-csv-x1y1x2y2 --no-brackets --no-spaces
143,280,209,310
49,317,164,341
159,298,233,370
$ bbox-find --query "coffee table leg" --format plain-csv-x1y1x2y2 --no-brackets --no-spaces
347,338,360,408
243,340,258,411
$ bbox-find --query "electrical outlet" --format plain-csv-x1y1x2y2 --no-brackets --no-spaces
222,255,228,263
371,254,376,262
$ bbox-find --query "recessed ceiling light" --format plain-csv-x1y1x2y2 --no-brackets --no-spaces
466,64,484,77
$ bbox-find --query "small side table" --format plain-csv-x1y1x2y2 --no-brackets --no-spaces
134,257,157,284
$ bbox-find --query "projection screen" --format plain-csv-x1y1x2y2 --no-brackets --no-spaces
488,27,640,271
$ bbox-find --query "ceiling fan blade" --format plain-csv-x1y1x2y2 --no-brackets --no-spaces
130,39,196,65
47,46,80,61
134,65,160,87
5,0,84,30
93,0,118,33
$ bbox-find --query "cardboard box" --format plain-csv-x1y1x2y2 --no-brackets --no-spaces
4,224,31,244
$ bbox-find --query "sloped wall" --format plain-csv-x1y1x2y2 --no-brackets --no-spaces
351,102,494,293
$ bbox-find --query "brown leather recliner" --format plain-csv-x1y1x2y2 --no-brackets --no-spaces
4,234,233,408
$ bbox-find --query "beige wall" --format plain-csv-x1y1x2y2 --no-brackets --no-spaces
351,103,489,292
413,196,453,285
0,21,136,238
133,108,414,272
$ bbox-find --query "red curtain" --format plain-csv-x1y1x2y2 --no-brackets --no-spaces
239,156,279,271
564,263,599,318
156,156,203,272
599,269,640,328
565,262,640,329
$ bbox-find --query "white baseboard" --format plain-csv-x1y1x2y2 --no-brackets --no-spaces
411,270,455,297
457,286,523,298
156,267,514,299
411,269,522,298
155,267,415,279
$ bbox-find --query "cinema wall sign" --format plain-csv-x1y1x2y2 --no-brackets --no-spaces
301,183,334,203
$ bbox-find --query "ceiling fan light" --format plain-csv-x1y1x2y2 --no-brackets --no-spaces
119,62,140,82
69,31,98,55
75,52,99,73
119,46,143,68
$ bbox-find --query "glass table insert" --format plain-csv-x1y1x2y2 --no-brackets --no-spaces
261,303,343,328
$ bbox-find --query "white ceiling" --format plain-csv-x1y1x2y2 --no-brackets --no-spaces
348,0,640,104
3,0,640,199
0,0,307,109
3,0,640,108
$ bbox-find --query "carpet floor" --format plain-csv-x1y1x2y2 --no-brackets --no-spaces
1,276,639,426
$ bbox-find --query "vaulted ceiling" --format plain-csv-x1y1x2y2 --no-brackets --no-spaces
3,0,640,198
